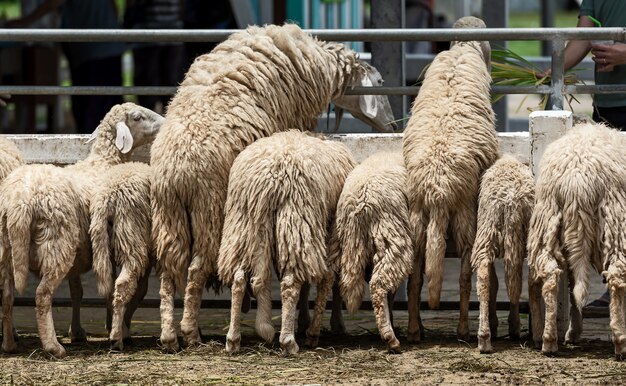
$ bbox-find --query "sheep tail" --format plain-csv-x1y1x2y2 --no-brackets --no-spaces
564,204,595,311
425,205,449,309
90,195,114,298
6,203,33,294
338,205,369,314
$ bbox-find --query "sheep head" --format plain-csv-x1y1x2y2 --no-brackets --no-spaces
451,16,491,68
332,61,397,133
86,103,165,154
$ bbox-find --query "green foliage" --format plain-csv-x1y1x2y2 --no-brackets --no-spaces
491,47,583,111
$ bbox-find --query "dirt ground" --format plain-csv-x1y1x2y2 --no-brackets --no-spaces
2,305,626,386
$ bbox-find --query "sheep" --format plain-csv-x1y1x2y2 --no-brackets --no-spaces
217,130,355,355
0,103,163,357
470,155,534,354
151,23,396,351
90,162,153,351
527,122,626,359
402,16,499,342
336,152,413,353
0,137,22,352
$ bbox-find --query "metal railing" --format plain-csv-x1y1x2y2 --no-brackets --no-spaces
1,27,626,109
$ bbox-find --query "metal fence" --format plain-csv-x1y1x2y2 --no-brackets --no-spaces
1,27,626,111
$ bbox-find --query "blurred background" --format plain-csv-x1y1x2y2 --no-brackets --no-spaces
0,0,591,134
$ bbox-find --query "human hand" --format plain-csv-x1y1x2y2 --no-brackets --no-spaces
591,42,626,72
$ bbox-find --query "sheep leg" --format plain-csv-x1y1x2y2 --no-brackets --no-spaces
407,258,425,342
159,272,179,352
225,268,247,354
36,271,68,358
305,272,334,348
330,281,345,334
488,264,499,338
504,242,523,341
452,204,476,342
607,274,626,360
476,260,493,353
279,272,302,355
68,275,86,343
564,270,583,345
541,264,561,355
371,282,401,353
180,259,206,347
251,266,274,343
122,267,151,347
109,266,139,351
528,267,544,348
297,283,311,335
408,213,426,343
1,275,17,353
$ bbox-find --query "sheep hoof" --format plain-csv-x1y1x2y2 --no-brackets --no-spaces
478,337,494,354
123,337,134,347
69,326,87,343
225,336,240,354
614,336,626,360
46,344,67,358
457,326,470,342
541,339,558,356
330,318,346,335
109,339,124,352
280,335,299,355
508,328,520,341
564,329,580,345
387,338,401,354
304,334,319,348
407,330,422,343
182,328,202,347
158,336,180,353
1,341,18,354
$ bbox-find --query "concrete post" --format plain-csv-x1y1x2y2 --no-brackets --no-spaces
529,110,573,341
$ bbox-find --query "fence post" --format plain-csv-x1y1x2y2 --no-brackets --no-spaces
529,110,572,342
370,0,406,129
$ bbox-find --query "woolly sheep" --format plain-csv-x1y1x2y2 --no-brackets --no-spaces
151,23,395,351
336,152,413,353
527,122,626,359
0,103,163,357
0,137,22,352
470,155,534,354
218,130,355,355
90,162,153,351
402,16,499,342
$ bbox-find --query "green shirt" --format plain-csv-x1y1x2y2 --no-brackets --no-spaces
580,0,626,107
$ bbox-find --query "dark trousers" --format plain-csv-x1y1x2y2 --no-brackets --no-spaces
593,105,626,131
69,55,123,134
133,44,186,111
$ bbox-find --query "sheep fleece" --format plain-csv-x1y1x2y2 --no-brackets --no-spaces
151,24,364,293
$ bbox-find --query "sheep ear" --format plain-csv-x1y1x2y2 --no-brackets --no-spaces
85,127,100,144
359,76,378,119
115,122,134,154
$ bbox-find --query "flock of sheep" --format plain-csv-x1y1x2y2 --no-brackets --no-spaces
0,17,625,362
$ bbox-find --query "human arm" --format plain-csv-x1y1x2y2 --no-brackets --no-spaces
4,0,66,28
541,15,595,77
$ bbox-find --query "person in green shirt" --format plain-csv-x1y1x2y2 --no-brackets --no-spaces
560,0,626,130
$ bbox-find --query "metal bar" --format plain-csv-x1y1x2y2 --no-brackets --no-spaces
540,0,555,57
8,297,530,313
483,0,509,131
550,39,566,110
0,27,624,42
11,84,626,97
